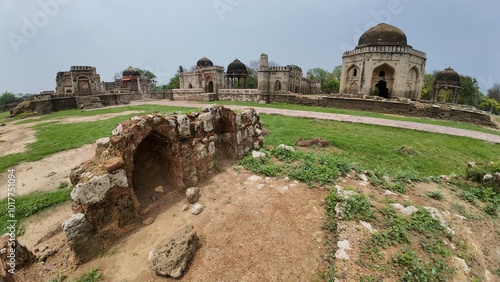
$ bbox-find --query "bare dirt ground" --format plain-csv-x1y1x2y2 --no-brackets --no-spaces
17,167,329,282
0,111,142,199
2,103,499,281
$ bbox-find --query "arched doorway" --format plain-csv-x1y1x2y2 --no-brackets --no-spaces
372,64,395,97
77,76,91,96
349,82,358,94
208,81,214,93
375,80,389,98
406,67,419,99
132,131,183,211
274,80,281,91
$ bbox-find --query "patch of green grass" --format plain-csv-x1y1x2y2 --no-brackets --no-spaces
0,111,11,123
0,186,72,235
261,115,500,177
239,146,353,187
212,101,500,136
238,154,283,177
426,191,444,201
359,206,454,280
74,268,102,282
1,105,197,171
392,248,454,282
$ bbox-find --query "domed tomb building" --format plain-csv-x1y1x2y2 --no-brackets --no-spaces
103,66,151,95
179,57,225,93
339,23,426,99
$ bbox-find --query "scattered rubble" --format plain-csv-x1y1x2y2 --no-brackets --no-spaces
148,224,200,278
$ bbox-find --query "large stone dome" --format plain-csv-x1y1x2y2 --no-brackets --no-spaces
122,66,141,77
227,59,247,76
196,57,213,68
435,67,461,86
357,23,408,47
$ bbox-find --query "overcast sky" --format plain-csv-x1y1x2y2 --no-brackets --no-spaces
1,0,499,94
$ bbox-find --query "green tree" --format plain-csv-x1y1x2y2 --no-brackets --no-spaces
0,91,17,105
487,83,500,102
136,68,158,88
332,65,342,81
165,73,180,90
420,71,438,100
479,98,500,115
309,66,340,94
246,67,258,89
458,76,484,106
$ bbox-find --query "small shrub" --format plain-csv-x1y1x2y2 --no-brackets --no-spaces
75,268,102,282
409,208,444,234
459,190,477,204
340,194,375,221
483,203,498,217
238,155,282,177
270,146,297,162
426,191,444,201
47,274,67,282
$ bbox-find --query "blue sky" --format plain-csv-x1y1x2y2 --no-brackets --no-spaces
1,0,499,94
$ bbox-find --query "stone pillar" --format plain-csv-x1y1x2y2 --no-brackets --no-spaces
63,213,105,263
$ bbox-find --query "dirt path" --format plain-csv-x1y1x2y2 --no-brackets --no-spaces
132,100,500,144
0,111,145,199
0,144,96,199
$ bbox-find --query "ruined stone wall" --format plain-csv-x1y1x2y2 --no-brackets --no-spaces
271,94,324,107
323,97,496,127
52,97,78,111
64,106,263,262
98,94,131,106
219,89,266,103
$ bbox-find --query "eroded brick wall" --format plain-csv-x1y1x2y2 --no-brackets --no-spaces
63,106,263,262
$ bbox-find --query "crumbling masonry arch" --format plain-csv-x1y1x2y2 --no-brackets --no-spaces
65,106,263,263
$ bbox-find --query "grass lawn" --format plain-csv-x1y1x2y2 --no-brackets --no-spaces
0,185,72,235
13,104,201,125
0,105,197,171
1,104,498,176
261,114,500,177
210,101,500,136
